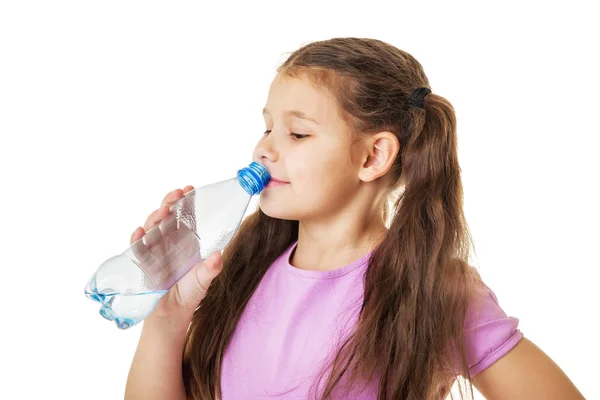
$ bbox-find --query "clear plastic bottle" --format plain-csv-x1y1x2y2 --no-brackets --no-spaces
84,161,270,330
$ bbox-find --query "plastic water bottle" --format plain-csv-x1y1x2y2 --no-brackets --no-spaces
84,161,270,330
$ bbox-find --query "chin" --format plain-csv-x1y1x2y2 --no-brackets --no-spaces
259,197,301,221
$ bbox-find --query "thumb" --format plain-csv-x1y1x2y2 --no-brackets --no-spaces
189,250,223,302
171,250,223,311
195,250,223,293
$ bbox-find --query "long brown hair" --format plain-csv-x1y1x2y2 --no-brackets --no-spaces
183,37,483,399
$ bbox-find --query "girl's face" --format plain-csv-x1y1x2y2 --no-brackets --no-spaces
253,71,366,222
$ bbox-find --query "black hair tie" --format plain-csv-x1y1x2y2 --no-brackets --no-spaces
409,87,432,109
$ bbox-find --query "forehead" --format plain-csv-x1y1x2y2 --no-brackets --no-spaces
265,72,342,126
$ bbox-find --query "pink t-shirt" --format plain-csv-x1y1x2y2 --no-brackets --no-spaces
221,241,523,399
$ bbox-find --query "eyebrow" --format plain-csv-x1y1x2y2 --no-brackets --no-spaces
262,108,320,125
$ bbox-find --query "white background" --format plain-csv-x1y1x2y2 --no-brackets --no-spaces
1,1,598,399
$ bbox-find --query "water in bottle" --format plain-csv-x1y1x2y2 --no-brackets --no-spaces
84,161,270,329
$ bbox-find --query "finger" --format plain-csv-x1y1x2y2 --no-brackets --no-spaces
161,189,183,209
143,205,169,232
182,185,194,194
158,212,178,238
130,227,157,273
130,227,149,264
130,226,145,245
131,234,153,268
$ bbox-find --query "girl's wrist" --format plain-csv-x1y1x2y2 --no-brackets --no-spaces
143,312,193,338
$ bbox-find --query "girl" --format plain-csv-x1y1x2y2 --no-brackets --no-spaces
125,38,584,399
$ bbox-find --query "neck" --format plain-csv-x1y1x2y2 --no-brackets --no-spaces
290,186,389,271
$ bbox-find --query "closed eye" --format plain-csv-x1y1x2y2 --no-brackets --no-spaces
263,130,309,140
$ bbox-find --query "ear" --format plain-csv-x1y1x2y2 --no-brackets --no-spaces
357,131,400,183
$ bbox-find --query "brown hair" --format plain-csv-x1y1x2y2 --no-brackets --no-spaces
183,37,483,399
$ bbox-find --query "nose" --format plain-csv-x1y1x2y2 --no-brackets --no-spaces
253,133,278,164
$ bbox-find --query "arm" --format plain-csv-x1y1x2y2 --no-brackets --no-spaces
124,187,222,399
124,313,192,400
472,337,585,400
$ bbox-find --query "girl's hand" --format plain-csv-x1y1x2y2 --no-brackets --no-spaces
129,186,223,322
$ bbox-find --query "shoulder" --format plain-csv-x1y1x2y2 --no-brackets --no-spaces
460,277,585,398
463,279,524,377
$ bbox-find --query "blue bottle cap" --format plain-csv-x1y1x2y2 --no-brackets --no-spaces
237,162,271,195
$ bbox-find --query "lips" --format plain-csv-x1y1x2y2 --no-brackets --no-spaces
269,178,289,184
266,177,289,188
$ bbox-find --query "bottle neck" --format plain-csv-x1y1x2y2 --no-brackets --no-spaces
237,162,270,195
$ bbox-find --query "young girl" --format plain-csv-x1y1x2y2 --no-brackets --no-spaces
125,38,584,399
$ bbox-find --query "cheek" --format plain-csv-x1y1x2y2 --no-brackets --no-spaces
287,142,356,193
300,156,356,198
296,143,347,172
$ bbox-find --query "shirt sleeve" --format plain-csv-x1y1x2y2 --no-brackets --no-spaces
463,282,524,377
